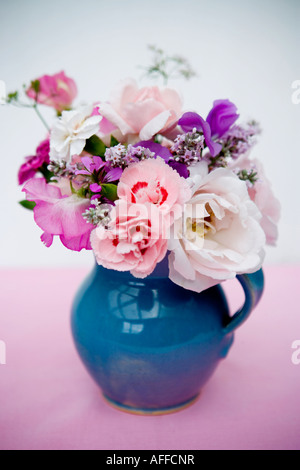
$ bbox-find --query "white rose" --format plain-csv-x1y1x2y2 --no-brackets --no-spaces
168,163,266,293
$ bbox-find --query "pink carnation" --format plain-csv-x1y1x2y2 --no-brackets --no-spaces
117,157,191,222
91,200,168,278
22,178,93,251
26,71,77,112
99,78,182,142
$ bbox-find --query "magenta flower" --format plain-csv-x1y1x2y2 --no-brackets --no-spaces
26,71,77,112
18,139,50,185
22,178,93,251
76,156,122,199
206,99,239,138
75,156,105,176
178,112,222,157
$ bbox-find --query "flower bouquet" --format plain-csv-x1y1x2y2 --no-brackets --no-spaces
7,57,280,413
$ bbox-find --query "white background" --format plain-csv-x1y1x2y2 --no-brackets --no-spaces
0,0,299,267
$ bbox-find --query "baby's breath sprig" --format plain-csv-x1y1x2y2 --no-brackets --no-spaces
140,45,196,85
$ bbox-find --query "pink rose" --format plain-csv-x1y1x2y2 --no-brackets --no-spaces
26,71,77,112
22,178,93,251
91,200,168,278
248,162,280,246
99,78,182,142
230,155,281,245
117,157,191,223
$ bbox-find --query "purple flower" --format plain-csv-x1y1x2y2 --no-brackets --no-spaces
18,139,50,185
135,140,189,178
178,112,222,157
219,123,260,160
76,156,122,200
168,161,189,178
206,99,239,138
134,141,171,162
75,156,105,176
105,143,157,168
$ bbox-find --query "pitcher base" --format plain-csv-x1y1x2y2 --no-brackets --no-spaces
102,393,200,416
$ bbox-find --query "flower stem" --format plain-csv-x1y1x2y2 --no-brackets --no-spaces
33,103,50,131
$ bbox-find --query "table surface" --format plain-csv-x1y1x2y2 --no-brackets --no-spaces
0,265,299,450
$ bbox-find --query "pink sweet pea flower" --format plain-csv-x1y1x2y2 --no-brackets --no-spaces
22,178,93,251
117,157,191,223
26,71,77,112
99,78,183,142
90,200,168,278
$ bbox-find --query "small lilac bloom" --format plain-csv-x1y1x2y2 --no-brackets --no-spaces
170,131,204,165
206,99,239,138
221,123,260,160
178,112,222,157
105,143,156,168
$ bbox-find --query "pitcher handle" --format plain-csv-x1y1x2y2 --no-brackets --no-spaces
223,269,264,334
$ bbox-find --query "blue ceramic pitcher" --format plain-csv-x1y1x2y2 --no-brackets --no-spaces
71,258,264,415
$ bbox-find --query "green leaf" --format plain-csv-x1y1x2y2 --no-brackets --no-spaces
7,91,18,102
69,180,77,195
30,79,40,94
39,163,54,183
110,135,119,147
76,187,87,198
101,183,118,202
19,200,36,210
84,135,106,157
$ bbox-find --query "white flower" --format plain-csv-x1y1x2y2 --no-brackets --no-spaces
49,105,101,161
0,80,6,105
168,163,266,293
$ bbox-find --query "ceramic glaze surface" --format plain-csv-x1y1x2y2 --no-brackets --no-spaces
71,258,264,413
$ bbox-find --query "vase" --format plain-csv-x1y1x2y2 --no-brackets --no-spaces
71,258,264,415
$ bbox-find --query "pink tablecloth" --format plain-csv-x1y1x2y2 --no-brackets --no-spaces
0,265,299,450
